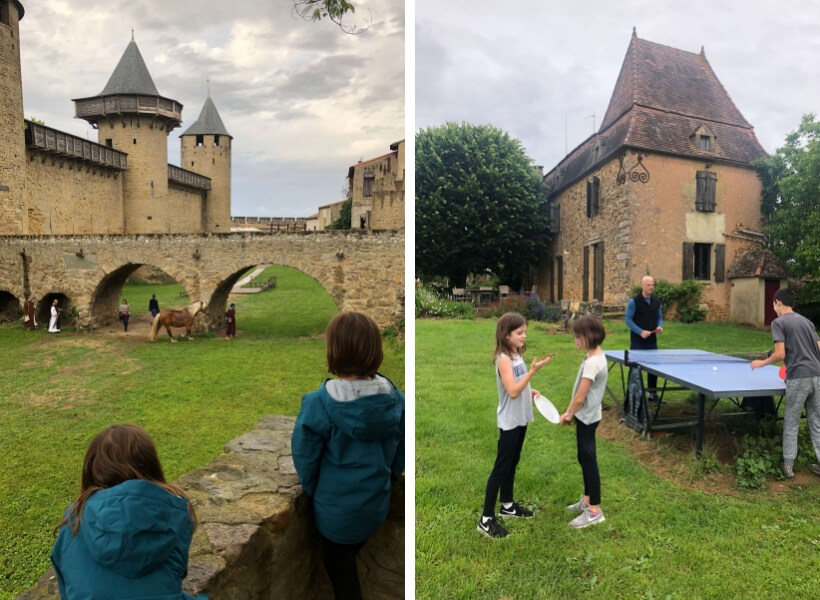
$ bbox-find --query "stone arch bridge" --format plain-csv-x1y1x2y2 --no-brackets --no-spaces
0,230,404,330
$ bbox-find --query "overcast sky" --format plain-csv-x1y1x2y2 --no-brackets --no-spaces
19,0,404,219
416,0,820,172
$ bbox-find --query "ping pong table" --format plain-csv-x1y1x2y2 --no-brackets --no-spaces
605,349,786,455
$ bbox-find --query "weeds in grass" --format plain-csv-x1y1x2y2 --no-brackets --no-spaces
734,433,782,489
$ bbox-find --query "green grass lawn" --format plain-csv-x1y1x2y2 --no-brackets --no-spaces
0,265,404,600
416,318,820,600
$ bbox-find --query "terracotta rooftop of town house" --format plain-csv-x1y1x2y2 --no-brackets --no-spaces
96,37,161,97
181,95,232,138
545,30,768,196
726,249,789,279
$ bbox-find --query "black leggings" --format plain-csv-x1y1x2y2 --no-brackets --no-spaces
576,419,601,506
483,425,527,517
321,535,366,600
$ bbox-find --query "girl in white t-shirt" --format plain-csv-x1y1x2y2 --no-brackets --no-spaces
560,315,608,528
477,312,551,539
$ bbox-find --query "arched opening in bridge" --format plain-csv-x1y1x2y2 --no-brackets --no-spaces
0,291,22,323
40,292,74,329
90,264,203,332
209,264,338,339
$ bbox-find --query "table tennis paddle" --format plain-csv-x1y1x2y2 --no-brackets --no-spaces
779,365,786,380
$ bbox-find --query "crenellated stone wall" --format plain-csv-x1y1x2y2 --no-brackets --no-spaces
16,415,405,600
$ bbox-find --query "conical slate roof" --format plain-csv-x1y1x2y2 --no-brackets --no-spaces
181,95,232,138
98,40,160,97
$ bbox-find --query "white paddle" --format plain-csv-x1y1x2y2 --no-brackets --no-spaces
533,392,560,424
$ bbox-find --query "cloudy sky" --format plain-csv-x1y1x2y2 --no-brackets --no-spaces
416,0,820,172
18,0,404,218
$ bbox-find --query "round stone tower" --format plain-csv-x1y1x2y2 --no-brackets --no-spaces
73,35,182,234
0,1,26,234
180,93,232,232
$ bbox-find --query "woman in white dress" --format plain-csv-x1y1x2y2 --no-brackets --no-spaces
48,299,61,333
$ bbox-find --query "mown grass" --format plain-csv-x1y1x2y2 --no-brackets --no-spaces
416,318,820,600
0,265,404,600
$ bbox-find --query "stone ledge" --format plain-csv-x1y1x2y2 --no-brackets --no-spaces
17,415,404,600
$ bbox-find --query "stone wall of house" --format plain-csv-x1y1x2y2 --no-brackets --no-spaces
22,150,125,234
542,151,764,310
0,230,405,328
16,415,405,600
350,142,404,230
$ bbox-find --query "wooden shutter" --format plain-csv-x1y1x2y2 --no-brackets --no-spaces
682,242,695,280
594,242,604,301
714,243,725,282
583,245,590,301
586,181,592,218
696,172,706,210
549,203,560,234
556,256,563,303
706,172,716,211
593,177,600,215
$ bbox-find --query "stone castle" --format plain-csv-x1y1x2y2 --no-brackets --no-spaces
1,2,231,235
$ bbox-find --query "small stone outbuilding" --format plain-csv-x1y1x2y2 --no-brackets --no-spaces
727,249,788,327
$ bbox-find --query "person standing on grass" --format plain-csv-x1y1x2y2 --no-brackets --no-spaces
49,299,61,333
119,299,130,332
225,303,236,340
625,275,663,399
51,424,207,600
561,315,608,528
478,312,551,539
23,296,37,330
149,294,160,318
291,311,404,600
750,288,820,479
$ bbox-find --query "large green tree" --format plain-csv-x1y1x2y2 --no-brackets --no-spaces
416,122,551,288
755,114,820,279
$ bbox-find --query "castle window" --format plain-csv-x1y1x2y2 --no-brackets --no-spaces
214,135,220,147
683,242,721,281
586,177,600,218
196,135,204,147
133,139,137,144
105,139,113,148
695,171,716,212
0,2,9,26
363,166,375,198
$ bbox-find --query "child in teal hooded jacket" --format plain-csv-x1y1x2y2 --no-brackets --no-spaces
292,311,404,600
51,424,206,600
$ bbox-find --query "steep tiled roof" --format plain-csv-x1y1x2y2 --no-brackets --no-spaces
181,95,232,138
726,249,788,279
97,40,160,97
545,31,767,195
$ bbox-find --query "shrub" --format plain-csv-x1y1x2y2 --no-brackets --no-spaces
734,433,781,490
630,279,706,323
475,294,561,322
415,285,475,319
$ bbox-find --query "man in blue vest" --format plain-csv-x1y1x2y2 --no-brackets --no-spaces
625,276,663,399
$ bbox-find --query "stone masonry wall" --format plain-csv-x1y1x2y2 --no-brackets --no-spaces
543,151,764,310
0,5,26,235
0,230,405,328
23,150,125,234
16,415,405,600
181,134,231,233
166,185,206,233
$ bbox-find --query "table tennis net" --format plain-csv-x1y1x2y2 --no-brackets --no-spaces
622,351,768,365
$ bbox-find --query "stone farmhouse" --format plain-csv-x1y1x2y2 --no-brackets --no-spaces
540,30,770,317
348,139,405,230
0,3,231,236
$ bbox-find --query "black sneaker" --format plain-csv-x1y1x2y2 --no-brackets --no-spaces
499,502,534,518
477,516,509,539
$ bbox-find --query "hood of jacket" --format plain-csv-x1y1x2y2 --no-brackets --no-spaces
320,376,403,442
77,479,192,578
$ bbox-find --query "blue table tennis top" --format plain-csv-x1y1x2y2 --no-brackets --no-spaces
605,349,785,398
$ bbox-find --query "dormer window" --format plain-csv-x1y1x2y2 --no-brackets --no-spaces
196,134,204,147
692,125,715,152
